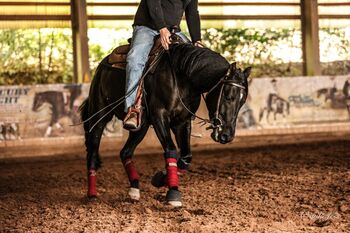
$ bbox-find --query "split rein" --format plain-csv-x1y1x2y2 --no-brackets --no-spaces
72,44,246,133
70,49,165,133
166,51,246,131
205,75,246,130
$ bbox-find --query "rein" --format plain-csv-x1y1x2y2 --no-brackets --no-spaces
74,39,246,133
207,71,246,130
71,50,165,132
166,50,210,125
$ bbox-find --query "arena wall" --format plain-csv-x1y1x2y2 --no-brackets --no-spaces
1,75,350,158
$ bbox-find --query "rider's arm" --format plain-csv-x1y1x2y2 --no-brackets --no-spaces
185,0,201,43
146,0,167,30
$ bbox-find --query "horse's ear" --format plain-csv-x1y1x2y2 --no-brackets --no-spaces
243,67,252,78
230,62,237,71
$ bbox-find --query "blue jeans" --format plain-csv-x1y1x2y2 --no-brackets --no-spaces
125,25,190,112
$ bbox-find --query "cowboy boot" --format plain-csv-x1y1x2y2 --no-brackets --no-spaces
123,106,141,131
123,78,144,131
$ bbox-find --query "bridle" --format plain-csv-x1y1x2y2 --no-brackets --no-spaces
165,33,247,131
170,58,246,131
73,35,247,134
205,68,247,131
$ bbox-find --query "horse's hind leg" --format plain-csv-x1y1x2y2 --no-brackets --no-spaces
83,105,111,198
120,123,149,201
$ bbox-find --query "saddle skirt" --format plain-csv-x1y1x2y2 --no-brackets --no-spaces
108,36,163,70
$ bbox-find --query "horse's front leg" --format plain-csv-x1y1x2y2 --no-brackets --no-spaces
151,120,192,188
152,114,182,207
44,121,54,138
120,123,149,201
173,120,192,173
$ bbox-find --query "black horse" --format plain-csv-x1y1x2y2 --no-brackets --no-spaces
80,43,251,206
32,85,82,137
343,80,350,118
32,91,66,137
316,86,347,109
259,94,290,122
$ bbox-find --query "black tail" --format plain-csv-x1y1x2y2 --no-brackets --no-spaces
79,74,103,170
79,98,89,132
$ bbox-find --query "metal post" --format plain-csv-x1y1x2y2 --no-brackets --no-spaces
300,0,321,76
70,0,90,83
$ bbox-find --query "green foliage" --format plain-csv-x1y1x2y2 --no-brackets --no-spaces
0,27,349,85
89,44,105,72
0,29,73,85
202,27,350,77
202,28,302,77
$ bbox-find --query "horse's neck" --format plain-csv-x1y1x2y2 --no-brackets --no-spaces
198,76,223,94
47,94,59,106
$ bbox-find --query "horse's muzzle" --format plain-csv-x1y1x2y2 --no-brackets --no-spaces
211,127,235,144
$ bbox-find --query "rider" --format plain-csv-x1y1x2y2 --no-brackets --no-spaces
123,0,203,130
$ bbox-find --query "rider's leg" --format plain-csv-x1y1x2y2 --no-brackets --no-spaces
124,26,158,130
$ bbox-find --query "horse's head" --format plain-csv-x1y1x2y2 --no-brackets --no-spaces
32,93,44,112
205,63,251,144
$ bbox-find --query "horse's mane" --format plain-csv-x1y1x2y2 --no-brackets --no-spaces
169,43,230,92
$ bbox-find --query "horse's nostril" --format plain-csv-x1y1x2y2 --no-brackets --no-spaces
221,133,230,142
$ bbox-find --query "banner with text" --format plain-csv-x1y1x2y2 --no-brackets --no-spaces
0,75,349,141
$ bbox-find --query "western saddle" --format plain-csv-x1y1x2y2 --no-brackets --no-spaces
108,33,185,131
108,36,163,71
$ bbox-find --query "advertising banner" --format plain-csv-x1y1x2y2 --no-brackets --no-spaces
0,75,349,141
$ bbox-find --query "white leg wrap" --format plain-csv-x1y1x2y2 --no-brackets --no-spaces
128,187,140,201
44,126,52,137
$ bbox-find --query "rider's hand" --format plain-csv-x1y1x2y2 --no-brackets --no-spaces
160,27,171,50
194,41,204,48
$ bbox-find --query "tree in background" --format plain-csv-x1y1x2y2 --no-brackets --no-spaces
0,27,349,85
0,29,73,85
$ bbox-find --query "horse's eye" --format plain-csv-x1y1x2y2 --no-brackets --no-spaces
225,95,234,101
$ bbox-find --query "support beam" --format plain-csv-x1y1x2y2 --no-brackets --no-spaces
70,0,90,83
301,0,321,76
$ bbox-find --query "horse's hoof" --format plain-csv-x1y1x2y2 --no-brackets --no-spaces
128,187,140,201
151,171,167,188
166,189,182,207
87,194,97,200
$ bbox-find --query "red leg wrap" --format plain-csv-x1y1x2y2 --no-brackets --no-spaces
88,170,97,197
124,159,140,182
166,158,179,188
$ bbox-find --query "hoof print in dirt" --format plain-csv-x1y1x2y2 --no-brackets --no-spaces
314,219,331,227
